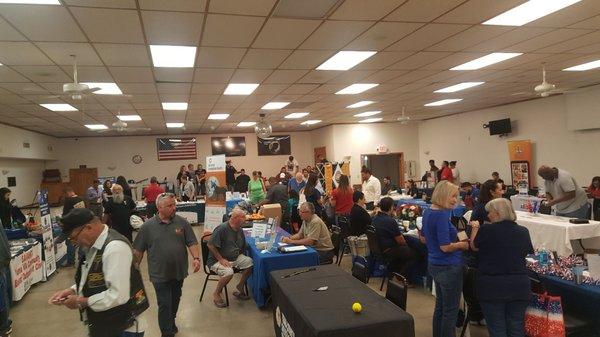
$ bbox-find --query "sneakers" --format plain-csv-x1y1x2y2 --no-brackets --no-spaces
0,325,12,337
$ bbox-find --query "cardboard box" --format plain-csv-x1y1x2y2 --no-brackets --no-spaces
260,203,282,226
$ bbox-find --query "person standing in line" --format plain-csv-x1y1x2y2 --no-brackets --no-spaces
133,193,200,337
422,181,469,337
143,176,164,218
538,165,590,218
86,180,103,217
360,167,381,211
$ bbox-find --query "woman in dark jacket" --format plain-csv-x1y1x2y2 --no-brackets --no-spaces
0,188,11,229
116,176,132,198
303,174,323,217
469,198,533,337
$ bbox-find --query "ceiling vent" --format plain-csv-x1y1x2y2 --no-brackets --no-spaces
273,0,342,19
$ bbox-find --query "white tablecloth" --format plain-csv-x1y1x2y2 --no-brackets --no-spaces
516,211,600,256
384,194,414,201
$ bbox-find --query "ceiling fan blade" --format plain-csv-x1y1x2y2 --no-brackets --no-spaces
85,87,102,93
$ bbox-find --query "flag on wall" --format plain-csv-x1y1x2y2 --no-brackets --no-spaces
157,137,197,161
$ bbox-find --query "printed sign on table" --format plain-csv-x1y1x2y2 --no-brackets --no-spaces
38,190,56,278
205,155,227,232
10,243,43,301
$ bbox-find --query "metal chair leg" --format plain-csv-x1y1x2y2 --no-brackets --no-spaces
460,307,469,337
380,273,387,291
224,285,229,307
199,274,209,302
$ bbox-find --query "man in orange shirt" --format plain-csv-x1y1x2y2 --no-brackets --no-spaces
143,176,164,217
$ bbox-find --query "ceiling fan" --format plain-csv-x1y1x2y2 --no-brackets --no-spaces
397,107,411,125
512,64,566,98
96,111,151,133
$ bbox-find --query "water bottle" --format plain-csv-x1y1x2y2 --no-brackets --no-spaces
539,244,549,266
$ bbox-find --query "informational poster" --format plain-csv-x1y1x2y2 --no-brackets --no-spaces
38,190,56,278
205,154,227,231
507,140,534,187
10,243,43,301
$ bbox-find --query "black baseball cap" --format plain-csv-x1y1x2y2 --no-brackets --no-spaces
56,208,95,242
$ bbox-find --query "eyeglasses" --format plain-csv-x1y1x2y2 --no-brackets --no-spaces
69,226,84,243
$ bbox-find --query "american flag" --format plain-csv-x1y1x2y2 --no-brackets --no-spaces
157,137,197,161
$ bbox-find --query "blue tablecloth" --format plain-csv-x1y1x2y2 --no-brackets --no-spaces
537,274,600,322
394,199,429,207
245,228,320,308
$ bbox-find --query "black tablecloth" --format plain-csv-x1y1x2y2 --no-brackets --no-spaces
270,265,415,337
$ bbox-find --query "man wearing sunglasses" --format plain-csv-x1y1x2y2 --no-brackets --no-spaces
48,208,149,337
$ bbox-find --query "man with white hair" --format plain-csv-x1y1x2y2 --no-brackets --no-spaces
282,202,334,264
207,208,253,308
103,183,136,242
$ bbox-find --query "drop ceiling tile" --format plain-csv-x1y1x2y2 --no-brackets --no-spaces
297,70,340,84
35,42,101,66
71,8,144,43
263,70,309,84
193,68,234,83
0,67,33,82
229,69,272,83
60,65,113,82
330,0,405,20
0,5,86,42
110,67,155,83
346,22,424,50
132,102,161,110
141,11,204,45
420,52,486,70
191,83,226,94
139,0,207,11
361,70,408,83
525,0,600,28
568,15,600,29
328,70,377,84
426,25,513,52
154,68,194,83
11,65,71,82
0,42,53,65
202,14,264,48
253,84,288,94
156,83,191,94
279,50,335,69
0,17,25,41
386,0,466,22
299,20,372,50
196,47,246,68
353,51,413,70
386,24,470,52
64,0,137,8
239,49,292,70
209,0,276,16
387,51,452,70
434,0,524,24
94,44,151,67
534,31,600,53
253,18,321,49
117,83,157,94
465,27,553,53
505,29,593,53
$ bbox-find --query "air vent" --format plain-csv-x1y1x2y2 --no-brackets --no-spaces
284,102,316,109
23,142,30,148
273,0,342,19
47,145,53,152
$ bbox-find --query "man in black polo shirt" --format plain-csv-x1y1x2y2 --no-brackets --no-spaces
133,193,200,337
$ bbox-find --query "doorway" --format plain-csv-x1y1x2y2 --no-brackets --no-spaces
361,153,404,189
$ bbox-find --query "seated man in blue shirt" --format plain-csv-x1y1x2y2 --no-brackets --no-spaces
372,197,419,283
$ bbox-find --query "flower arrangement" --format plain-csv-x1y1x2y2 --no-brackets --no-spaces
397,204,421,222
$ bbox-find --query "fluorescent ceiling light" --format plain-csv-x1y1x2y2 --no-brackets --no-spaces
40,103,77,111
224,83,259,95
301,120,321,125
563,59,600,71
434,82,485,93
317,51,377,71
347,101,375,108
166,123,185,128
162,102,188,110
262,102,290,110
284,112,309,119
237,122,256,127
81,82,122,95
353,111,381,117
0,0,60,4
149,45,197,68
358,118,382,123
208,113,230,120
483,0,581,26
451,53,522,70
424,99,463,107
117,115,141,121
336,83,379,95
85,124,108,130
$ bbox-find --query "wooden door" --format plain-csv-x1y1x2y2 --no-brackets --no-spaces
69,168,98,198
314,147,326,165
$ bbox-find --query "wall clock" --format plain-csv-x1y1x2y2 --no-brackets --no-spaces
132,154,143,164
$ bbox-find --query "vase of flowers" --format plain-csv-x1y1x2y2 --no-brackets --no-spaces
397,203,422,229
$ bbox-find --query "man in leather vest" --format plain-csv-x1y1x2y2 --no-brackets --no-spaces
49,208,148,337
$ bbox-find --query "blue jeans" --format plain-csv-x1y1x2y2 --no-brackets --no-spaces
429,264,464,337
480,300,528,337
557,202,590,219
0,268,11,332
152,279,184,336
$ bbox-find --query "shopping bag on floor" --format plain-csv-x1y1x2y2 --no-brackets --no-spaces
525,292,565,337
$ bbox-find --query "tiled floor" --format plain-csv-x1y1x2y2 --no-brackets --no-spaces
9,226,489,337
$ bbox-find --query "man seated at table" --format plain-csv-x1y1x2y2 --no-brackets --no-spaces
206,208,253,308
372,197,419,283
282,202,335,264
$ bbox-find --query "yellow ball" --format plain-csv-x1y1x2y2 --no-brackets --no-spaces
352,302,362,313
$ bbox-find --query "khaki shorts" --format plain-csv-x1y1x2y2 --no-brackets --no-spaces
210,254,253,277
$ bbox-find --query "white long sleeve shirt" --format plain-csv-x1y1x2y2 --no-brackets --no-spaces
362,175,382,205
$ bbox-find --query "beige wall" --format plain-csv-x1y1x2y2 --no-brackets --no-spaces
49,131,314,184
418,95,600,186
0,158,46,204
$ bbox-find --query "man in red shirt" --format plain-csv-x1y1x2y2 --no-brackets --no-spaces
440,161,454,182
143,176,165,217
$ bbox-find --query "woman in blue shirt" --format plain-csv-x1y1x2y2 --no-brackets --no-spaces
423,181,469,337
469,198,533,337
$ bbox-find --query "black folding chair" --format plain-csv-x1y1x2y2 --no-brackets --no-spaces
365,226,391,291
352,256,369,284
336,215,351,266
385,272,408,311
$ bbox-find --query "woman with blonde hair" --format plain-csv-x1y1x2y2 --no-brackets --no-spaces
469,198,533,337
422,180,468,337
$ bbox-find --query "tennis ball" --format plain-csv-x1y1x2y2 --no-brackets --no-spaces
352,302,362,313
